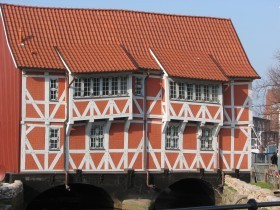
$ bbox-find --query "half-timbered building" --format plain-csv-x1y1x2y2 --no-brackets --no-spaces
0,4,260,176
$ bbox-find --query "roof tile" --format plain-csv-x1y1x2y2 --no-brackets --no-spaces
1,4,260,79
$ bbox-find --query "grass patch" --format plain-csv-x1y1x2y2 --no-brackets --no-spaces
251,182,274,190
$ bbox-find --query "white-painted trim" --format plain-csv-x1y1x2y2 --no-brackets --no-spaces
231,80,235,123
0,6,18,68
124,120,131,169
149,48,168,76
21,72,27,124
55,47,72,75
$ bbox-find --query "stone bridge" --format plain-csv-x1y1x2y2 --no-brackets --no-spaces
4,170,249,209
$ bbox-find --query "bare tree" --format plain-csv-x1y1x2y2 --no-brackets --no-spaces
254,52,280,129
253,52,280,149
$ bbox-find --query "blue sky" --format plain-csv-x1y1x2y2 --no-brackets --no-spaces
1,0,280,78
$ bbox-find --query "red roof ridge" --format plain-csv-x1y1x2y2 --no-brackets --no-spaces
0,3,231,21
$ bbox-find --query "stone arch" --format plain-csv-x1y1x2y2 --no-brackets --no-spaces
26,183,114,210
154,178,215,209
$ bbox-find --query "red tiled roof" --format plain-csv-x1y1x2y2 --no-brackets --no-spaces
0,4,260,80
56,44,137,73
151,48,228,81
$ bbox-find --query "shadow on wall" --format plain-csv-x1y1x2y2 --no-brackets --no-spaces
26,183,114,210
153,178,215,209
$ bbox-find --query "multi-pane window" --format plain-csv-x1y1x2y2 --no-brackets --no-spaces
102,78,109,96
49,128,59,150
74,78,82,97
187,84,193,100
111,77,118,96
120,77,128,95
204,85,210,101
170,81,176,99
200,127,213,150
84,78,91,97
73,77,129,98
49,79,58,101
212,85,218,102
195,85,202,101
93,78,100,96
90,123,105,149
135,77,143,96
178,83,185,99
169,80,219,103
166,124,180,149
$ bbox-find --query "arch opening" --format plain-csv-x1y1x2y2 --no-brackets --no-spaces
154,178,215,209
26,183,114,210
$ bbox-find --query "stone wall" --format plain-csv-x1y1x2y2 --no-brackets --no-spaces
0,181,23,210
223,175,280,210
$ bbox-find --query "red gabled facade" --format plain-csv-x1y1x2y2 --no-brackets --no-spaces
0,4,259,174
0,10,21,172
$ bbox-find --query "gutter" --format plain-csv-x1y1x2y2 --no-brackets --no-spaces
54,46,74,190
142,70,155,188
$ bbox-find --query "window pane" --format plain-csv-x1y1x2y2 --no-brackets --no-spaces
204,85,210,101
111,77,118,96
166,124,179,149
74,78,82,97
135,77,142,96
90,124,104,149
102,78,109,96
195,85,202,101
212,85,218,102
93,78,100,96
49,79,58,101
187,84,193,100
170,81,176,99
120,77,128,95
49,128,59,150
178,83,184,99
84,78,91,97
201,128,213,150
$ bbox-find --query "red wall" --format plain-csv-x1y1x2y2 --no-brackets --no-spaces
0,18,21,173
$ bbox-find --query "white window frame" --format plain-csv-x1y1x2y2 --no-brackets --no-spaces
92,77,100,97
204,85,210,101
102,78,109,96
195,84,202,101
165,123,180,150
83,78,91,97
74,78,82,97
90,122,105,150
200,127,214,151
111,77,118,96
170,81,176,99
49,128,60,150
178,82,185,99
49,78,58,101
135,77,143,96
186,84,193,100
120,76,128,95
73,76,129,98
212,85,219,102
